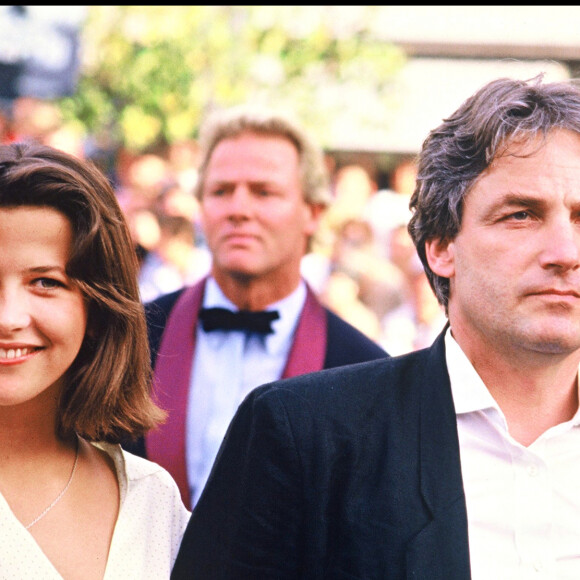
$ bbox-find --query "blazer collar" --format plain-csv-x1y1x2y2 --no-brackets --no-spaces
419,324,466,515
411,325,471,577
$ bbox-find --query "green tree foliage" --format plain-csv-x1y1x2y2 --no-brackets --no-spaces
58,6,405,152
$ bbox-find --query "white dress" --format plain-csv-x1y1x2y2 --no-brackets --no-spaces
0,442,191,579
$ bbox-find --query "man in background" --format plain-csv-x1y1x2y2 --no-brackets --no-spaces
129,105,387,509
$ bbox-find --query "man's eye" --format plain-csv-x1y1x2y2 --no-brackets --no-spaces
511,210,530,220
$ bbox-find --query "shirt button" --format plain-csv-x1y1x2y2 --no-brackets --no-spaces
527,464,539,477
532,559,544,571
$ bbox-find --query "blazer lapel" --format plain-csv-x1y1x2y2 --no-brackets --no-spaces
281,284,327,378
145,278,206,510
408,329,471,578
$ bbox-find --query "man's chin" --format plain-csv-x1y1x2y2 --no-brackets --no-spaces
215,255,259,275
523,329,580,356
221,264,261,282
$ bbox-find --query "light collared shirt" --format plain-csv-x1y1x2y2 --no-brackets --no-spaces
446,329,580,580
0,443,189,579
186,277,307,506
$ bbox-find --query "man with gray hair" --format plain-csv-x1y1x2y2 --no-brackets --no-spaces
129,105,387,510
172,76,580,578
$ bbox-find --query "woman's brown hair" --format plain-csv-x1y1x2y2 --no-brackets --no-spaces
0,142,165,442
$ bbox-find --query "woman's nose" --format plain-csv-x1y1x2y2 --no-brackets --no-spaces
0,290,31,332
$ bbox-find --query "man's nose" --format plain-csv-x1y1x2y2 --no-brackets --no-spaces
227,186,252,218
539,220,580,271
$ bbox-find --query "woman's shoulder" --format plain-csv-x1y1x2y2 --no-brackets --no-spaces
93,441,183,488
89,443,190,576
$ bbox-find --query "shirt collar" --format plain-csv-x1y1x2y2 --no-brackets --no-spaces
203,276,307,355
445,327,580,428
445,327,499,415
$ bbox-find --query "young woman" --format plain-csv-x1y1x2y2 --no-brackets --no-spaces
0,142,189,579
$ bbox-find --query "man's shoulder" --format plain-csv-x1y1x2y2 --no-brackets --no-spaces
144,278,205,328
323,307,389,366
254,326,447,404
144,285,196,366
237,347,436,437
256,346,432,405
145,288,185,318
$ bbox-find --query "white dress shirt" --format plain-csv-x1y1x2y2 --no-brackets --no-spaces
446,329,580,579
186,276,307,506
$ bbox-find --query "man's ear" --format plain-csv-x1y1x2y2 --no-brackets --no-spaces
425,237,455,278
304,202,326,237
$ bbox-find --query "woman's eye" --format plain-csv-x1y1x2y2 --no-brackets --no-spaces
33,278,64,289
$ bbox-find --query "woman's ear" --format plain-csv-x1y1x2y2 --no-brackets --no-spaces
425,237,455,278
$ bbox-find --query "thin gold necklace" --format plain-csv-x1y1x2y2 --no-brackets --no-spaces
25,437,80,530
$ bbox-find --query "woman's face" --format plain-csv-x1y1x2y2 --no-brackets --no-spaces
0,206,88,410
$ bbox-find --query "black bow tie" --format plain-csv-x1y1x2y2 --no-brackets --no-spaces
199,307,280,334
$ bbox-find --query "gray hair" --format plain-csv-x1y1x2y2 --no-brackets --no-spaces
194,104,331,206
408,75,580,310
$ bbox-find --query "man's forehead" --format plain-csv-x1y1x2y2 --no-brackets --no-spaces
212,130,297,152
207,134,300,172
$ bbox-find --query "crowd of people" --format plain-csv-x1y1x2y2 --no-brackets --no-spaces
0,96,445,358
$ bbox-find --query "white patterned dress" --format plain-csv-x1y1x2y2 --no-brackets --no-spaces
0,442,190,579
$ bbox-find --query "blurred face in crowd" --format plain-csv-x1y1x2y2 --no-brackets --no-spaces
200,131,322,289
426,129,580,362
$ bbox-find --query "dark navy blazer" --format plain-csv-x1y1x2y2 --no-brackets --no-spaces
171,329,470,579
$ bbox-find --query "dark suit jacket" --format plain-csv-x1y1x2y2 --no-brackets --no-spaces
171,329,470,579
